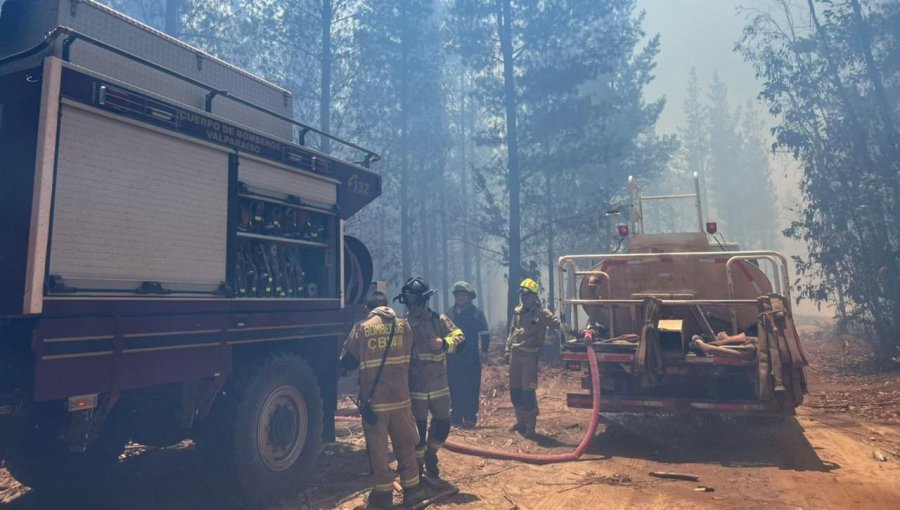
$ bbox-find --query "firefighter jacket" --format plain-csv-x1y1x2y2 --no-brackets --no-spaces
408,308,464,400
449,304,490,355
506,305,561,354
342,306,413,413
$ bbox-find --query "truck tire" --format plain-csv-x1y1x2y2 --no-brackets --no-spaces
231,353,324,505
4,406,127,497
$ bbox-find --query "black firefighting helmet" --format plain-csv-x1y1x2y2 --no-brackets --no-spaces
394,276,435,305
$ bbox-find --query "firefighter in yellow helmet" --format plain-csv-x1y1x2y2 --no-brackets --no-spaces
395,277,464,481
504,278,561,437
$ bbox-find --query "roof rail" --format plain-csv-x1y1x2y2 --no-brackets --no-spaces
0,27,381,168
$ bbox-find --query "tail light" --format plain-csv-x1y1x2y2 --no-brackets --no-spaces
706,222,718,234
617,224,629,237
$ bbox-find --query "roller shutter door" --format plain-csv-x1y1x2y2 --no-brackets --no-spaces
239,157,336,206
48,105,229,289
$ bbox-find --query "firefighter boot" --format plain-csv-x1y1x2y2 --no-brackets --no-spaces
366,490,392,509
424,448,440,479
507,407,525,434
523,411,538,439
402,484,428,508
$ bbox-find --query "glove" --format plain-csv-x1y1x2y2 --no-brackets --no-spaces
503,352,510,364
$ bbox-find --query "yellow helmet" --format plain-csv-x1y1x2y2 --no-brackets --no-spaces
519,278,539,295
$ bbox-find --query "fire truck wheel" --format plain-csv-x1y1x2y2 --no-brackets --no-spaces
231,353,323,505
3,404,127,498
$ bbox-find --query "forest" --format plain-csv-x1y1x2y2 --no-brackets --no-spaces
81,0,900,360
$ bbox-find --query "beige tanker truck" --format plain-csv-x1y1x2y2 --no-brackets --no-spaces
559,175,808,417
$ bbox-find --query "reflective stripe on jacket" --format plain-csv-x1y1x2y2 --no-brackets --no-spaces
342,306,413,412
408,308,464,398
506,305,561,354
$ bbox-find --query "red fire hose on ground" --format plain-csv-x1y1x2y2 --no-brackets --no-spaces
335,330,602,465
442,329,601,464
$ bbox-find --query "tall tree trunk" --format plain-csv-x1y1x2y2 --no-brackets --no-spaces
475,245,485,323
399,3,411,280
497,0,521,328
460,70,472,282
422,206,435,308
440,171,450,311
320,0,333,153
164,0,180,36
545,171,555,312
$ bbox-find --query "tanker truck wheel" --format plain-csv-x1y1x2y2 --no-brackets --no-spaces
230,353,323,505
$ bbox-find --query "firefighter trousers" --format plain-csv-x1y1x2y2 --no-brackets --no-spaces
362,406,421,494
509,350,540,426
509,350,540,392
411,391,452,463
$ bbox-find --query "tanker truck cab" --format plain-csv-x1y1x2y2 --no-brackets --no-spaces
0,0,378,504
558,173,808,418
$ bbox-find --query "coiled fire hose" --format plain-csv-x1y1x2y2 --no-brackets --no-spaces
335,329,602,465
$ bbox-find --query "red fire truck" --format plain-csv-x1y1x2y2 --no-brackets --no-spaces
0,0,378,503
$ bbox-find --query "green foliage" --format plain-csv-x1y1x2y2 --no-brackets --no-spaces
703,72,778,249
739,0,899,358
451,0,674,317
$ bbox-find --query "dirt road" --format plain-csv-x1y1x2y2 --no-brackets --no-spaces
2,325,898,509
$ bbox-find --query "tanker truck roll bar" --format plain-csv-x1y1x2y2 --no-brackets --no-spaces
558,250,791,336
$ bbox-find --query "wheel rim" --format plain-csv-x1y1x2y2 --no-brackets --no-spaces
257,384,308,472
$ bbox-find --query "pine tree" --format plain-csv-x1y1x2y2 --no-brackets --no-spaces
679,66,709,217
736,101,777,249
705,70,744,245
348,0,449,287
739,0,900,357
451,0,673,324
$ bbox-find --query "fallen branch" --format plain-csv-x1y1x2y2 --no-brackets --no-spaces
808,403,850,409
328,487,370,508
537,473,634,493
455,465,518,483
502,488,520,510
649,471,700,482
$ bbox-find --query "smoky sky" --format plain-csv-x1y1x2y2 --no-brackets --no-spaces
637,0,770,134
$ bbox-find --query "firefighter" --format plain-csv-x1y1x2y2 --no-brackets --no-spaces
395,277,464,480
341,291,426,508
504,278,561,438
446,281,490,428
